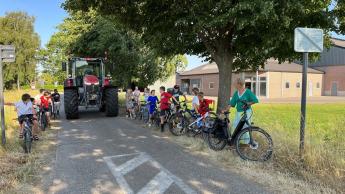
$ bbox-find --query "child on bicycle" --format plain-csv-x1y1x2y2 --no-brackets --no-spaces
51,89,61,115
191,88,200,113
40,91,52,127
147,90,159,126
159,86,177,132
133,86,141,108
6,94,40,140
197,92,213,116
126,88,136,118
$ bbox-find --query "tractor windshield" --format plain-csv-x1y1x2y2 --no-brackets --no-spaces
75,60,101,77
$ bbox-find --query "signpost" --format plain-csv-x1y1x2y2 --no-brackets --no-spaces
294,28,323,157
0,45,16,145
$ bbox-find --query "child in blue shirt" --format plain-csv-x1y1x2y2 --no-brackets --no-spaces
147,90,159,126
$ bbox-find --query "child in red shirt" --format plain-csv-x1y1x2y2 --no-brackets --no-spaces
40,91,52,127
159,86,177,132
197,92,212,116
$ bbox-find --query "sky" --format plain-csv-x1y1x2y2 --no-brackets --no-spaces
0,0,344,70
0,0,67,48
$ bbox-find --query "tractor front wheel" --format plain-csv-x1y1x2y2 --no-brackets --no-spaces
64,88,79,119
104,88,119,117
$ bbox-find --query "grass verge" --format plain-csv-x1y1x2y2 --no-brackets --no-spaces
0,89,60,193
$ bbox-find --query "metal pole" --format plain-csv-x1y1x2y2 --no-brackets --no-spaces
256,70,259,96
299,52,308,157
0,48,6,145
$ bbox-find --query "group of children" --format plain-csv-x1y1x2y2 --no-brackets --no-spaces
125,84,213,132
6,89,61,141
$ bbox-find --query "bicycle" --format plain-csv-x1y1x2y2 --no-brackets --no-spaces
39,107,48,131
150,106,161,128
127,99,137,119
136,101,150,123
21,117,33,153
168,101,195,136
207,101,273,161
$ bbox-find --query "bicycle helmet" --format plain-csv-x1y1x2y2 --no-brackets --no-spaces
174,85,180,89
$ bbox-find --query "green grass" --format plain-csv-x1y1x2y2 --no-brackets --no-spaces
252,103,345,185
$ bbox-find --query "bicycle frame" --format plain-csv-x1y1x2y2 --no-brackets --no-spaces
223,109,253,146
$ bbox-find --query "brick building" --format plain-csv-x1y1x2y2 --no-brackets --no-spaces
310,38,345,96
176,59,323,98
177,38,345,98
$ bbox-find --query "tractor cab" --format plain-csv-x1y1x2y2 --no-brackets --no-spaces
63,57,105,87
62,57,118,119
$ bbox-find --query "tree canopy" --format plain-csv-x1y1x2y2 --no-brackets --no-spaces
63,0,343,110
0,11,40,89
43,10,187,88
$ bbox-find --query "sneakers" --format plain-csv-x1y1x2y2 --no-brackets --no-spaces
33,135,39,141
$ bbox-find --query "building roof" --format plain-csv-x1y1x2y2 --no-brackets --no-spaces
179,59,324,76
331,38,345,48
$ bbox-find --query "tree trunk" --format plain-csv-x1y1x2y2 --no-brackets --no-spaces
213,46,234,113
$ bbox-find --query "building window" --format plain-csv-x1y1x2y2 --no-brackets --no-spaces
285,82,290,89
191,79,201,90
296,82,300,88
209,82,214,89
317,82,320,88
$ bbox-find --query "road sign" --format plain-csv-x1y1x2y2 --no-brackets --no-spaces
293,28,324,158
294,28,323,53
0,45,15,62
0,45,16,145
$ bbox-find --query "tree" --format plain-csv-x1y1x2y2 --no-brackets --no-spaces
63,0,339,111
39,10,97,84
0,12,40,89
44,10,187,88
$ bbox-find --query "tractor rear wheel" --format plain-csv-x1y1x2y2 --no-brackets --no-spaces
64,88,79,119
105,88,119,117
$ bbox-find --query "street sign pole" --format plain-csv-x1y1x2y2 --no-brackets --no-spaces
0,48,5,145
294,28,323,158
299,52,308,157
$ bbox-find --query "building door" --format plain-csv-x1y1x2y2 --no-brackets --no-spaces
309,82,313,97
331,82,338,96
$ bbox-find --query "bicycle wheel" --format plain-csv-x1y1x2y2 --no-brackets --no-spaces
235,127,273,161
168,114,187,136
41,113,47,131
207,130,227,151
23,128,32,153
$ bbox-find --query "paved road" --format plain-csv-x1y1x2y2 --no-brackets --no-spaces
43,108,271,194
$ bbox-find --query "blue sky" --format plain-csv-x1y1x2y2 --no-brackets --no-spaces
0,0,67,48
0,0,344,70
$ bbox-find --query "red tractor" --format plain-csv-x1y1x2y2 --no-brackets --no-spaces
62,57,119,119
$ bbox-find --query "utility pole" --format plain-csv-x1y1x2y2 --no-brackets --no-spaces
0,45,16,145
0,48,5,145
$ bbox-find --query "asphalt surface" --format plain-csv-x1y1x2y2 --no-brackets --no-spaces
42,106,271,194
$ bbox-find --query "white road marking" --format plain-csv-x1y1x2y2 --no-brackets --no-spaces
116,153,149,175
103,156,134,194
137,171,174,194
103,152,197,194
